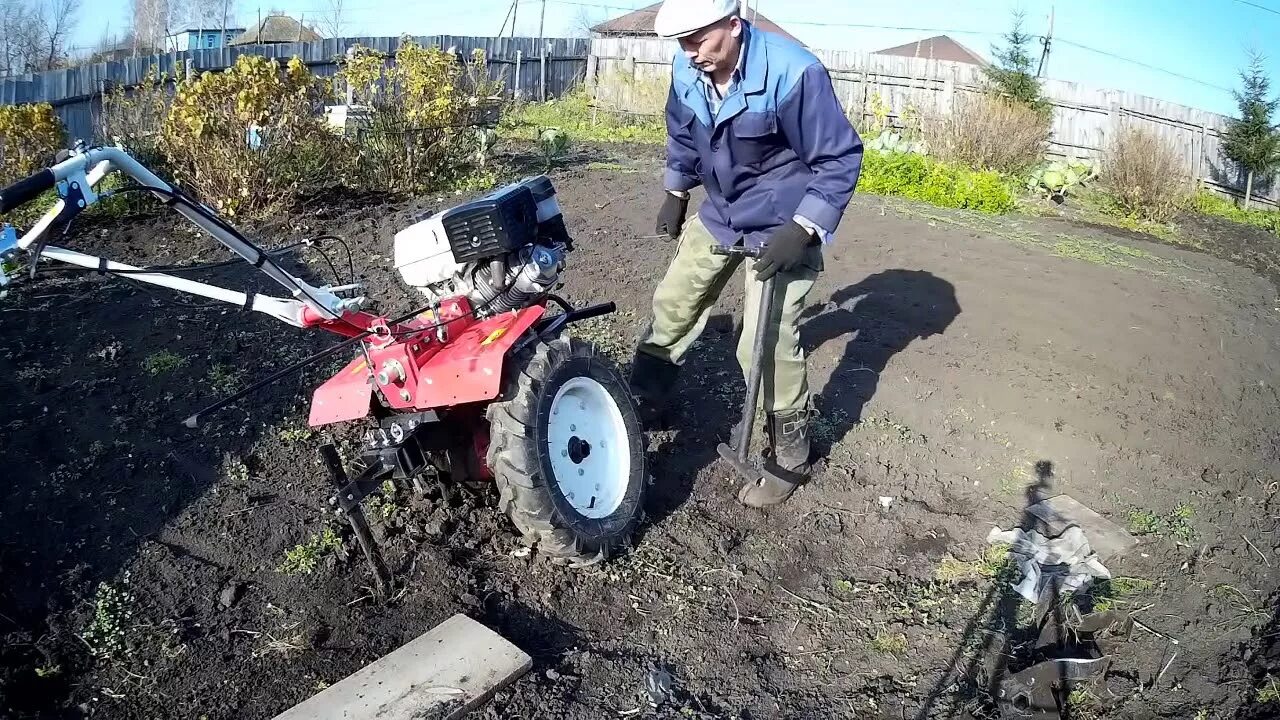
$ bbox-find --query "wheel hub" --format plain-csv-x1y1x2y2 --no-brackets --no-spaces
547,376,631,519
567,436,592,464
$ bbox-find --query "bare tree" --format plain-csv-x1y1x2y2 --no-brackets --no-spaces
182,0,225,30
0,0,36,75
566,5,602,38
130,0,168,53
40,0,81,69
319,0,346,38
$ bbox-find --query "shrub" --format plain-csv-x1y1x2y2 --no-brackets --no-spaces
0,103,65,184
0,104,65,226
161,55,346,218
926,94,1050,175
339,40,501,194
1192,190,1280,234
1101,126,1190,222
101,69,174,170
859,149,1017,214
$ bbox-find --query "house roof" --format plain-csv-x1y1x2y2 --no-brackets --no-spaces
228,15,323,45
590,3,804,45
168,27,246,35
873,35,987,65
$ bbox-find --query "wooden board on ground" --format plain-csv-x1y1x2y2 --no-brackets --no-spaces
271,614,531,720
1028,494,1139,562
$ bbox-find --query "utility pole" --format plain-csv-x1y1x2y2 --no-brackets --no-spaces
511,0,518,39
1037,5,1054,78
221,0,231,47
538,0,547,101
499,0,515,38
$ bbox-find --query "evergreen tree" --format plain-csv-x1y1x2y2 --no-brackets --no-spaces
1222,51,1280,209
983,12,1050,115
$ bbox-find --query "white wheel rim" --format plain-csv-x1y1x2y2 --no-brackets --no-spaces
546,376,631,519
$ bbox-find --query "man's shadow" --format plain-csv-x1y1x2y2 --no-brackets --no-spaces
803,269,960,451
641,269,959,527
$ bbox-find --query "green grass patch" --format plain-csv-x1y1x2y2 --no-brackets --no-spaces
206,363,244,395
81,577,134,657
143,350,188,376
1051,234,1159,268
936,545,1011,584
1193,191,1280,235
278,527,343,576
859,150,1017,214
1088,576,1155,612
1258,675,1280,703
1126,503,1196,540
869,631,908,656
503,91,665,145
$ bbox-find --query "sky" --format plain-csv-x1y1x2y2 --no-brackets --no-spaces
69,0,1280,118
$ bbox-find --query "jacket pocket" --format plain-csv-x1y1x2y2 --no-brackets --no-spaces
730,112,778,167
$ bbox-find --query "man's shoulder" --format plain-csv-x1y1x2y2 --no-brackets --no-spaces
758,29,820,70
756,29,822,96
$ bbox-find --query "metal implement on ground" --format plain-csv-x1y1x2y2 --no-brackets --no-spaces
711,243,775,484
0,143,648,594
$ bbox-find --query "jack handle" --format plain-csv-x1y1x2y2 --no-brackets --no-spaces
710,244,764,260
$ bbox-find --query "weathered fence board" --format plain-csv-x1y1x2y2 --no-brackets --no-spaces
588,37,1276,207
0,36,589,144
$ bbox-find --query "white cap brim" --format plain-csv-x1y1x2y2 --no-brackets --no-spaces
653,0,738,39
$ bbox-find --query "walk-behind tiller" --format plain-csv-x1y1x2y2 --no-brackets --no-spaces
0,145,647,589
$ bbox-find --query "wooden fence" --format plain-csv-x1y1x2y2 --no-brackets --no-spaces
589,37,1276,207
0,36,590,144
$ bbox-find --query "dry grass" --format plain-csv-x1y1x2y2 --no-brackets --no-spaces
925,94,1051,175
1101,125,1191,222
592,69,668,117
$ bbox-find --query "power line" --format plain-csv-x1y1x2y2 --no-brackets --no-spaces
1233,0,1280,16
1054,37,1234,93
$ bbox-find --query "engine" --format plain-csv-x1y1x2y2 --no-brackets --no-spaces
393,176,571,317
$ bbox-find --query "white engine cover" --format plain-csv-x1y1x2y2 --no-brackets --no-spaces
393,213,465,289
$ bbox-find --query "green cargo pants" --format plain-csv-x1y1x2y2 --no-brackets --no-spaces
636,216,821,414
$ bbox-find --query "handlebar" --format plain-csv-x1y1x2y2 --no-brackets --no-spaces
710,244,763,259
0,169,56,214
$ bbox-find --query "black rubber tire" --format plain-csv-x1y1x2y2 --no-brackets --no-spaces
486,335,646,562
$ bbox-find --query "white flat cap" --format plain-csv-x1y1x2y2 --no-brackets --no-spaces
653,0,740,39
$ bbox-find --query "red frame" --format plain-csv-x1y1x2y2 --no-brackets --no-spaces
305,296,547,428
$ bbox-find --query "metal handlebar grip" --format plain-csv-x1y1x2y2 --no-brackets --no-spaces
0,169,56,214
709,244,763,259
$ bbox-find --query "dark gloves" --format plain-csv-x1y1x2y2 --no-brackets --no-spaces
754,221,818,280
656,192,689,239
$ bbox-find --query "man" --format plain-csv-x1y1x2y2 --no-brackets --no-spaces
629,0,863,507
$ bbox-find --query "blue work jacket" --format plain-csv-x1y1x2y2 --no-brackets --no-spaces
664,22,863,248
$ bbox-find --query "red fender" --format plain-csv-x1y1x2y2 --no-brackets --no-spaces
308,304,546,428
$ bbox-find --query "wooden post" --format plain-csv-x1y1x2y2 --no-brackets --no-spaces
345,46,355,104
624,55,638,112
539,42,547,102
184,58,194,81
514,50,522,101
1107,95,1121,144
1198,122,1208,186
585,53,598,94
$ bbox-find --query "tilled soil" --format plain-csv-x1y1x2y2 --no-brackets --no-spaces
2,147,1279,719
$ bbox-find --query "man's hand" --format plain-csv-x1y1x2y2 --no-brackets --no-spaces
656,192,689,239
754,221,817,281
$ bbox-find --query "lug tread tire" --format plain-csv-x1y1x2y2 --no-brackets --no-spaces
486,336,646,562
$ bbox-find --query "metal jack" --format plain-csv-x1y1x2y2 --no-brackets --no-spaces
712,244,775,484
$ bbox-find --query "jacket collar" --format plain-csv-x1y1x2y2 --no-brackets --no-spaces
681,20,768,127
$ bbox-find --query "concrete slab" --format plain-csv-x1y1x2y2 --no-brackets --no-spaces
1028,494,1138,562
271,614,531,720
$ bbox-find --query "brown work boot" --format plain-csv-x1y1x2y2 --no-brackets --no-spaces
738,408,811,507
